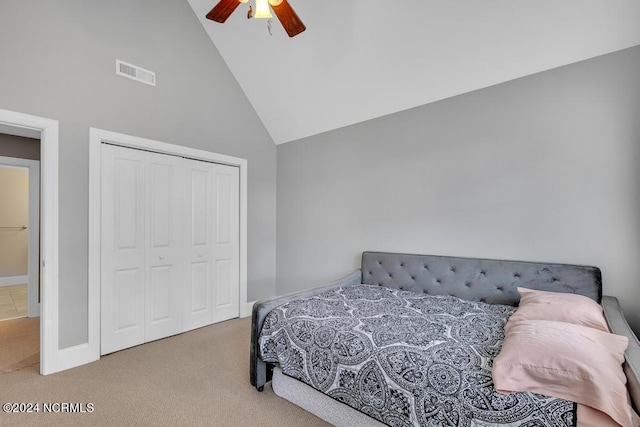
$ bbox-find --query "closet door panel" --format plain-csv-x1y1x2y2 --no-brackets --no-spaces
190,261,209,311
149,265,172,320
145,153,183,341
183,161,215,331
114,269,143,329
215,259,232,306
212,164,240,323
101,144,146,355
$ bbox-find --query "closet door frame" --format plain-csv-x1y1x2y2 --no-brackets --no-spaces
88,128,248,362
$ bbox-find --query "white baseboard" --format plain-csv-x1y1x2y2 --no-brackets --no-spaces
0,275,28,287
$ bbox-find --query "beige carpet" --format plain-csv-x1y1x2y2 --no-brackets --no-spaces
0,317,330,427
0,316,40,373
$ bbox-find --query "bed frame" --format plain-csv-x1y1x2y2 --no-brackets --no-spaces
250,251,640,423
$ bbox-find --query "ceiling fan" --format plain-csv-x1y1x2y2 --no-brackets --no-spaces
206,0,306,38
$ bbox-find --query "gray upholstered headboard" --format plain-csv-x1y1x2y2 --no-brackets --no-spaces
361,251,602,305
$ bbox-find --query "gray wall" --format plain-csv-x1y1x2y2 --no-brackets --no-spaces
0,134,41,160
0,0,277,348
277,45,640,332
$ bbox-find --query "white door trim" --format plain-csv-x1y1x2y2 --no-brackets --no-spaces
88,128,249,362
0,108,59,375
0,156,40,317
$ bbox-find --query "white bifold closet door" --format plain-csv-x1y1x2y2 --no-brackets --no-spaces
101,144,239,355
183,159,240,331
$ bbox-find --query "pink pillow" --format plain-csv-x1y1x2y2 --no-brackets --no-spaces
493,319,639,427
506,287,608,333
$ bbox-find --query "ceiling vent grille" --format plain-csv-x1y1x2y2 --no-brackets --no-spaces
116,59,156,86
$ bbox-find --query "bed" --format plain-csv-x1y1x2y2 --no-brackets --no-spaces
250,251,640,426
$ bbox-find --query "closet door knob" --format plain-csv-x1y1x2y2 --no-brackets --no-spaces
198,253,203,258
159,255,164,260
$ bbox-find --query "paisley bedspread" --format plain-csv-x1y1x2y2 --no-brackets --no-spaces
259,284,576,427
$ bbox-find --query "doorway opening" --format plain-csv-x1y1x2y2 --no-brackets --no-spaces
0,153,40,321
0,108,59,375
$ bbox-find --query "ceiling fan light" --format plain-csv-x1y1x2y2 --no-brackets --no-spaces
268,0,283,5
254,0,272,18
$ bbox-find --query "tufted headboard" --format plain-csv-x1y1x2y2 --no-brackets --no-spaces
361,251,602,305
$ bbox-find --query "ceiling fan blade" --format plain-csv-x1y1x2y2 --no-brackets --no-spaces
206,0,242,23
270,0,306,37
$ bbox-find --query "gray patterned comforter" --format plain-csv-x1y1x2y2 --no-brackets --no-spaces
259,284,575,427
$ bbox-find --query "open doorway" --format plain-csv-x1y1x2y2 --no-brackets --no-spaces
0,144,41,320
0,108,59,375
0,135,41,374
0,164,30,320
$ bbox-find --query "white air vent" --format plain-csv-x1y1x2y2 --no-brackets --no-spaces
116,59,156,86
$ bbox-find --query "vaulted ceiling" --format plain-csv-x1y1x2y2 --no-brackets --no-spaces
188,0,640,145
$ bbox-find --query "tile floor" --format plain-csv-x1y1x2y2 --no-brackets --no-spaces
0,284,28,321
